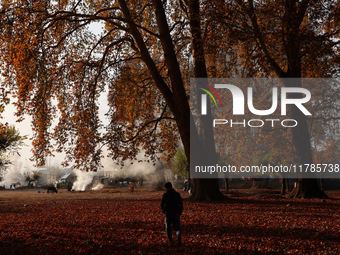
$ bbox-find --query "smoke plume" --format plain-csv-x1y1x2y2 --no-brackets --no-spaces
0,162,28,189
72,169,95,191
91,183,104,191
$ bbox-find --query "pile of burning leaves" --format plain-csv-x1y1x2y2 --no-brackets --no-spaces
0,190,339,254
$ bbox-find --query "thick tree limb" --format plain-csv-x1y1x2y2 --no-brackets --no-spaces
118,0,175,112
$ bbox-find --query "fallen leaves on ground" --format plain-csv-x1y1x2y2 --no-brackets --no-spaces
0,189,339,254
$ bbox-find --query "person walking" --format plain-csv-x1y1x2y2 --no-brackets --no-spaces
161,182,183,246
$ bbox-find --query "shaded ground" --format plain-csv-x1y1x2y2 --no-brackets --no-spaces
1,188,340,254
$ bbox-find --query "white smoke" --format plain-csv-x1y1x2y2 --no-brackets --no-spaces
72,169,95,191
123,158,158,177
91,183,104,191
101,151,161,178
0,162,29,189
100,150,177,190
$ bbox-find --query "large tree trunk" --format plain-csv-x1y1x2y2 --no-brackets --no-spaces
320,178,324,192
187,113,225,201
280,83,326,198
190,179,224,201
186,0,224,201
251,178,269,189
288,179,325,198
286,103,327,198
225,178,229,194
280,178,288,195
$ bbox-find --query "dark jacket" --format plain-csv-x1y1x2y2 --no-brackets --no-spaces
161,188,183,216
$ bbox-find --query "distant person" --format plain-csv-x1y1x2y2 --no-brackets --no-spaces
161,182,183,246
67,182,73,192
129,182,135,193
183,180,189,191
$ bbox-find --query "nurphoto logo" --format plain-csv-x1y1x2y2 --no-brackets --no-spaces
200,83,312,128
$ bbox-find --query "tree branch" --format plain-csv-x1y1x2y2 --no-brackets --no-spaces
237,0,286,77
119,107,175,143
118,0,175,112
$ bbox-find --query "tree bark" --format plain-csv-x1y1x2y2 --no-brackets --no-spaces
280,178,288,195
285,92,326,198
282,2,326,198
186,0,224,201
320,178,324,192
288,179,325,198
225,178,229,194
251,178,268,189
189,178,224,201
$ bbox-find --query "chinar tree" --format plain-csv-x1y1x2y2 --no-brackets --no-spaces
202,0,339,198
0,0,223,201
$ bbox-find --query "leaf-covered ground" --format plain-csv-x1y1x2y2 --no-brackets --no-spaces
1,188,339,254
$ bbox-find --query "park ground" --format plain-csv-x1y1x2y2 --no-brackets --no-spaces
0,188,340,255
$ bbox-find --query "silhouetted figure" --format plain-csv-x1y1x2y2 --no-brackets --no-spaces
67,182,73,192
161,182,183,246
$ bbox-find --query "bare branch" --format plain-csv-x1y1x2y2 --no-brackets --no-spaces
119,107,175,143
48,21,91,49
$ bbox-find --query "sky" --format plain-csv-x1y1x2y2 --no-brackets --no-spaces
1,99,36,168
1,92,110,170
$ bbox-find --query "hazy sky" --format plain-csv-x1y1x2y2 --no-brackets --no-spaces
2,99,35,168
2,92,110,170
